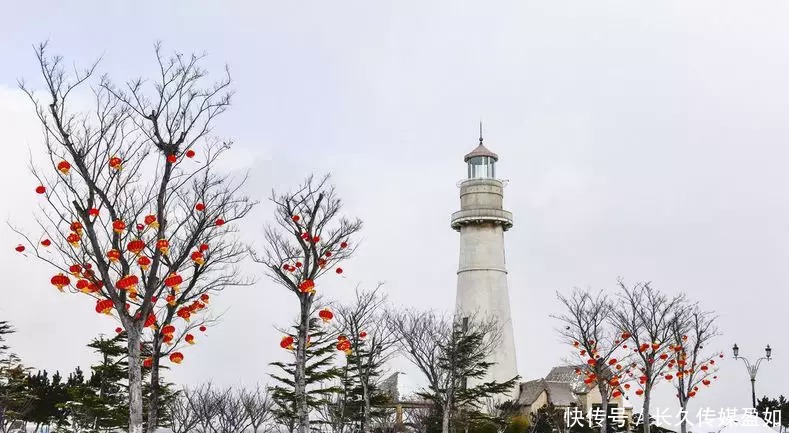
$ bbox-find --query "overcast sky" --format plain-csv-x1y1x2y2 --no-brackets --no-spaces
1,0,788,423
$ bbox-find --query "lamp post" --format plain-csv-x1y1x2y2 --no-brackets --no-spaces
732,343,772,408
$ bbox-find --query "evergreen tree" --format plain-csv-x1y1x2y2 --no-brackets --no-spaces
269,317,343,432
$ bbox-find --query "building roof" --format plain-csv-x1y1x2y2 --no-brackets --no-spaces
464,142,499,162
518,379,547,406
517,378,580,407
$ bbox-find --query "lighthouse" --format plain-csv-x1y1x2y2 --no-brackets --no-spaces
451,129,519,401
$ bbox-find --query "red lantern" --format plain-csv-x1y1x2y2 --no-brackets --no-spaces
35,185,46,194
95,299,114,315
318,308,334,322
195,203,205,212
624,384,631,390
185,334,195,344
295,261,302,268
167,154,177,163
70,221,84,234
166,295,176,306
651,342,660,350
67,233,80,247
116,275,139,292
127,239,145,255
109,156,122,170
359,331,367,338
336,268,343,274
608,358,617,366
115,327,123,333
299,279,315,294
41,239,51,247
144,313,157,328
191,251,205,266
660,353,669,360
106,249,121,262
14,244,25,252
157,239,170,255
215,218,225,226
112,220,126,234
162,325,176,335
612,391,622,398
144,214,158,227
312,236,320,243
50,273,71,291
143,357,153,368
621,332,631,339
88,208,100,217
186,149,196,158
76,279,90,293
57,160,71,174
199,243,209,252
587,359,596,365
169,352,184,364
325,251,332,257
292,215,300,222
69,264,82,276
636,389,644,396
177,307,191,321
137,256,151,270
281,336,295,350
340,241,348,248
665,374,674,380
164,273,183,291
200,293,210,303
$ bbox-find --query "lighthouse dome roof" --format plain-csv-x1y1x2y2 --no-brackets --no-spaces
464,143,498,162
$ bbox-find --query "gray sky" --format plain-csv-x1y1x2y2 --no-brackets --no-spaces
1,0,788,422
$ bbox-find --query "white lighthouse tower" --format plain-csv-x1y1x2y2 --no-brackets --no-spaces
451,129,519,401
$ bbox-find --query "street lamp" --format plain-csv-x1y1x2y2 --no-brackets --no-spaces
732,343,773,408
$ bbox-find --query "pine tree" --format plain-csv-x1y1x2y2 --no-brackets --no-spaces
269,317,343,432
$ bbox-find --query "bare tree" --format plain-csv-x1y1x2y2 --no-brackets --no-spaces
669,303,720,433
240,385,275,433
611,280,685,433
166,389,202,433
333,285,398,433
15,42,253,433
255,174,362,433
553,289,634,433
390,310,515,433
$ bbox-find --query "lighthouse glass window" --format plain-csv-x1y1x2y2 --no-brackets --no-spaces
468,156,495,179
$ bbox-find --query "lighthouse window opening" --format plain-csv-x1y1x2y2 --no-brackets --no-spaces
467,156,495,179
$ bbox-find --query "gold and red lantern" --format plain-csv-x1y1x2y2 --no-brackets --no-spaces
40,239,51,247
200,293,210,303
165,273,183,291
106,249,121,262
112,220,126,234
281,336,295,350
169,352,184,364
127,239,145,255
157,239,169,255
144,214,158,228
50,273,71,291
88,208,100,217
177,307,191,321
299,279,315,294
144,313,157,329
137,256,151,271
185,334,195,344
318,308,333,323
57,160,71,174
109,156,122,170
95,299,114,314
190,251,205,266
67,233,81,247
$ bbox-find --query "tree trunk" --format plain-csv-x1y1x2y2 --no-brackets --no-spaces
642,387,651,433
146,340,162,433
598,384,608,433
442,402,451,433
679,399,688,433
295,298,311,433
127,326,145,433
361,379,371,433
